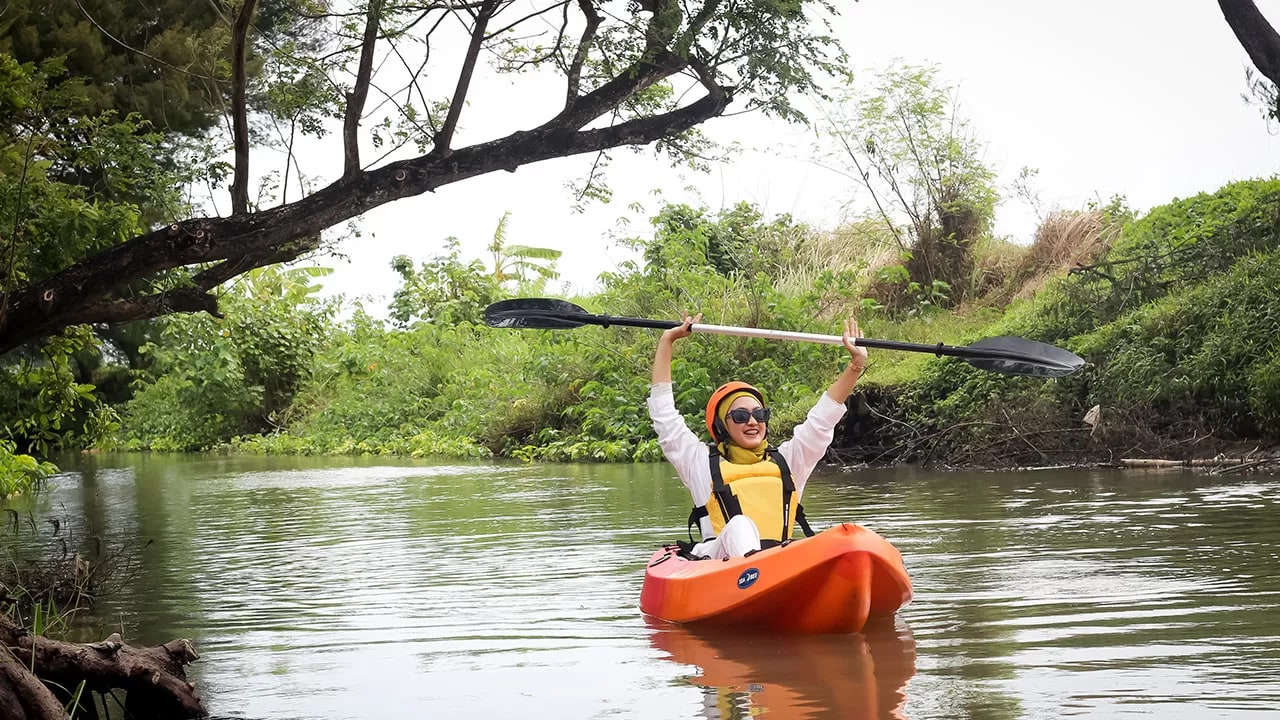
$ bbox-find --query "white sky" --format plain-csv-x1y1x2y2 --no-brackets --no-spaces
309,0,1280,307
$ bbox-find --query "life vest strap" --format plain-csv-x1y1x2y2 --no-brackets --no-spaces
695,445,816,541
774,450,794,541
707,446,744,524
686,505,709,543
795,503,815,538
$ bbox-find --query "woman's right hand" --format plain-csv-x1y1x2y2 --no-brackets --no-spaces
661,311,701,343
843,315,868,369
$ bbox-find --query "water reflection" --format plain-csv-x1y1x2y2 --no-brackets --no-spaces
650,618,916,719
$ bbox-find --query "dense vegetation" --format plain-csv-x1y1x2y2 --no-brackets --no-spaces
5,28,1277,479
902,179,1280,465
99,178,1280,467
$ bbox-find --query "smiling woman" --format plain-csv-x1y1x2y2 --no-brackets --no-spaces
647,312,869,560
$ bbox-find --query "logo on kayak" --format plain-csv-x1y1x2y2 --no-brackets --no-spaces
737,567,760,590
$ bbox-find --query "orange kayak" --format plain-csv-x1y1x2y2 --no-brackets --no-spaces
639,523,912,634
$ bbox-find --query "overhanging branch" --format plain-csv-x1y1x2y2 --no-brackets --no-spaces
0,85,731,353
1220,0,1280,85
75,289,224,325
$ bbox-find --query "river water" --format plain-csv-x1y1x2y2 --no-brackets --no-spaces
5,454,1279,719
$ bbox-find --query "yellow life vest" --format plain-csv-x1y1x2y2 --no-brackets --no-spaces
701,447,800,545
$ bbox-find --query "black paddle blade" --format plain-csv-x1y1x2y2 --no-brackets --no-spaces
484,298,591,329
963,336,1086,378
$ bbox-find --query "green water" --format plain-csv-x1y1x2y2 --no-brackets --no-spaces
6,454,1279,719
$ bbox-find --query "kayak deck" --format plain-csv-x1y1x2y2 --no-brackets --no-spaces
639,523,912,634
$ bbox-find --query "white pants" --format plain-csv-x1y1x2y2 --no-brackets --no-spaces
691,515,761,560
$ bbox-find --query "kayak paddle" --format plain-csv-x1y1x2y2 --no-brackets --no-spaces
484,298,1085,378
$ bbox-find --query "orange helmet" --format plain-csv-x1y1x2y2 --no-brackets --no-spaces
705,381,766,441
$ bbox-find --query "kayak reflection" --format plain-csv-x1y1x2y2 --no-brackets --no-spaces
650,618,916,720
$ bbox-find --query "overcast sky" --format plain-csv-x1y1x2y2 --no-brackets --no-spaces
314,0,1280,307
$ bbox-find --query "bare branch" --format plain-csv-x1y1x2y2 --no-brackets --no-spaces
820,106,909,252
574,150,609,202
566,0,603,105
435,0,501,156
486,0,572,40
345,0,386,179
674,0,721,57
547,49,684,129
230,0,260,214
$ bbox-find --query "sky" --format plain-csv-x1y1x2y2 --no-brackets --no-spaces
310,0,1280,308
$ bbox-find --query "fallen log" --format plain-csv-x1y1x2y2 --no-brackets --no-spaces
1120,458,1185,468
0,615,205,720
1119,457,1273,469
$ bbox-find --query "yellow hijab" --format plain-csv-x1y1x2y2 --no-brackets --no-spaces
715,390,769,464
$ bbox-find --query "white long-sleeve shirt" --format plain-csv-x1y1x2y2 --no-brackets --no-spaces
647,382,848,538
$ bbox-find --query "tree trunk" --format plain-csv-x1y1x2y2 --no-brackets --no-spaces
0,616,204,719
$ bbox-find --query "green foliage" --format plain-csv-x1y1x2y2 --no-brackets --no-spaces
1009,179,1280,344
388,240,504,327
0,328,118,456
0,56,184,290
244,314,491,458
117,266,335,451
0,0,331,137
900,178,1280,460
198,200,870,463
389,215,563,328
488,212,562,286
102,180,1280,466
1073,250,1280,438
0,440,57,496
640,202,811,281
825,63,999,307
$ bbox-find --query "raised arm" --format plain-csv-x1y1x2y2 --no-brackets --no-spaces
652,311,702,384
824,315,869,403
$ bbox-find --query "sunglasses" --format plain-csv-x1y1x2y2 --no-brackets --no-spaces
726,407,771,424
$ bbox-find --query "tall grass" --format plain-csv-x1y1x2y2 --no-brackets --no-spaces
774,220,899,299
1012,210,1117,298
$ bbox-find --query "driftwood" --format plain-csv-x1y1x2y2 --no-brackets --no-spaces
0,615,204,720
1119,456,1280,471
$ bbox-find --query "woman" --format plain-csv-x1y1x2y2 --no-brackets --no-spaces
648,312,868,559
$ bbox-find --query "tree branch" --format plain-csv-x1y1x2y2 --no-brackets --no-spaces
1,617,204,719
75,288,224,325
565,0,601,105
434,0,500,156
0,86,731,353
230,0,260,214
1220,0,1280,85
344,0,385,179
546,50,684,129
